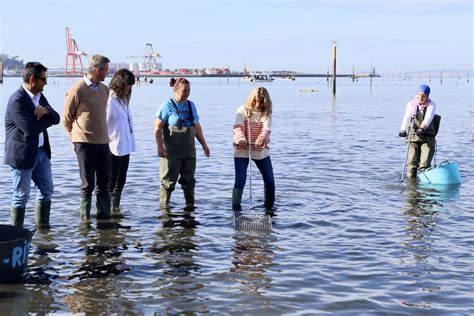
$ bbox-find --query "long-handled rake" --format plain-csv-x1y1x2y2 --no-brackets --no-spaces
400,117,415,185
234,111,272,231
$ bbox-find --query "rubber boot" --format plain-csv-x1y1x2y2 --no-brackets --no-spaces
232,188,243,212
183,187,195,208
79,197,92,221
34,200,51,229
111,191,124,218
160,187,172,209
407,169,417,179
11,207,26,227
264,186,275,211
96,194,111,220
111,191,122,212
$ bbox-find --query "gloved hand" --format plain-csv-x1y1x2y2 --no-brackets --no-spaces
416,128,425,136
398,130,407,137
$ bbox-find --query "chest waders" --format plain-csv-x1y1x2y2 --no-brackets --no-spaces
406,109,439,178
160,100,197,208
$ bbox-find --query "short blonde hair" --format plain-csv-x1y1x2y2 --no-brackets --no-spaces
244,87,272,118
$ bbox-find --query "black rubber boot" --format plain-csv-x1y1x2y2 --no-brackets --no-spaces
34,200,51,229
11,207,26,227
232,188,243,212
264,186,275,210
79,197,92,221
96,194,111,220
111,191,122,212
183,187,195,208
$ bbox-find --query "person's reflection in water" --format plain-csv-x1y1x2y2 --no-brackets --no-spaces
399,183,460,308
62,226,134,314
150,207,207,313
230,232,276,296
402,183,460,251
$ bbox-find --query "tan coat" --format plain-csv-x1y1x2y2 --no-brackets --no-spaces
63,80,109,144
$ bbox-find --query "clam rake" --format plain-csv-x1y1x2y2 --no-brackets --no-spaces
234,209,272,230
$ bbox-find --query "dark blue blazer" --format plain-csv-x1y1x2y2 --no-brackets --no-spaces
4,86,60,169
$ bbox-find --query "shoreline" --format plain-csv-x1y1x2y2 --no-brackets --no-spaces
2,73,380,79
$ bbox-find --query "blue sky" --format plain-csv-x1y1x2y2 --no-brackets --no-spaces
0,0,472,73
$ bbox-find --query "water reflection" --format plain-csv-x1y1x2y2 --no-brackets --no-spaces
0,229,59,315
0,283,34,316
62,225,133,313
150,208,207,313
230,232,276,294
401,183,460,259
399,183,461,308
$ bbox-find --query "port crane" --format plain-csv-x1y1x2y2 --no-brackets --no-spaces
65,27,87,75
126,43,161,72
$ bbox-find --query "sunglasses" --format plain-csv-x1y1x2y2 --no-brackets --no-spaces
36,76,47,83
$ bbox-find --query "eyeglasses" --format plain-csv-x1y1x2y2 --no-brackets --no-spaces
36,76,47,83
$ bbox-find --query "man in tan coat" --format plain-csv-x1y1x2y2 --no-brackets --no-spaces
63,54,111,221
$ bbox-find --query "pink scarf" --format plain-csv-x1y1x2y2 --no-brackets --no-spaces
411,96,432,117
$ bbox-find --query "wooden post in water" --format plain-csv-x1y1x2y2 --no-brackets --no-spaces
369,65,373,91
332,41,337,95
440,69,443,85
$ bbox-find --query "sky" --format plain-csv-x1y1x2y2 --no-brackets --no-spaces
0,0,472,74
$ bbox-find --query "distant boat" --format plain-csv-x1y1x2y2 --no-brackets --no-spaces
242,73,274,82
278,75,295,81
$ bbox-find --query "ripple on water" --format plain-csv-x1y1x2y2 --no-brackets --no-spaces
0,78,472,314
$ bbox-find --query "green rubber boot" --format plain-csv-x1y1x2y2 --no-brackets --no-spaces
159,187,172,209
11,207,26,227
34,200,51,229
79,197,92,221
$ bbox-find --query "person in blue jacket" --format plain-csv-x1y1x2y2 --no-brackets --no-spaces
154,78,210,208
4,62,60,228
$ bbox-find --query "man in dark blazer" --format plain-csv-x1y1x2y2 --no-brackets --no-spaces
4,62,60,228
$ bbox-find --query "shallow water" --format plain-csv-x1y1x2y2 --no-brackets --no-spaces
0,77,473,314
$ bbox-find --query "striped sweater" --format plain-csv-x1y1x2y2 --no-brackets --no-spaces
233,105,272,160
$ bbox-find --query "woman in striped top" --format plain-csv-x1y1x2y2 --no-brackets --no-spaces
232,87,275,213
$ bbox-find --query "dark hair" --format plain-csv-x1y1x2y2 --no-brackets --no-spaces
169,77,190,88
23,62,47,83
109,69,136,101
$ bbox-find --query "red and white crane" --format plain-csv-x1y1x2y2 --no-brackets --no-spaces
65,27,87,75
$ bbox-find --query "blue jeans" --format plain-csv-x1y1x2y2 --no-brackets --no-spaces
9,147,54,208
234,156,275,190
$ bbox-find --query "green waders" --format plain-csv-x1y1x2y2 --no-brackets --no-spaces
407,108,437,177
160,120,197,208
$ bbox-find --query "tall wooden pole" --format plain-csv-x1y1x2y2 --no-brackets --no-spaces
332,42,337,94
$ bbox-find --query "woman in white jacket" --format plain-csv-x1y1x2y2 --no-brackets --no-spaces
107,69,136,214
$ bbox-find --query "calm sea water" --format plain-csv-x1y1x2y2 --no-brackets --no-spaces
0,76,473,315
